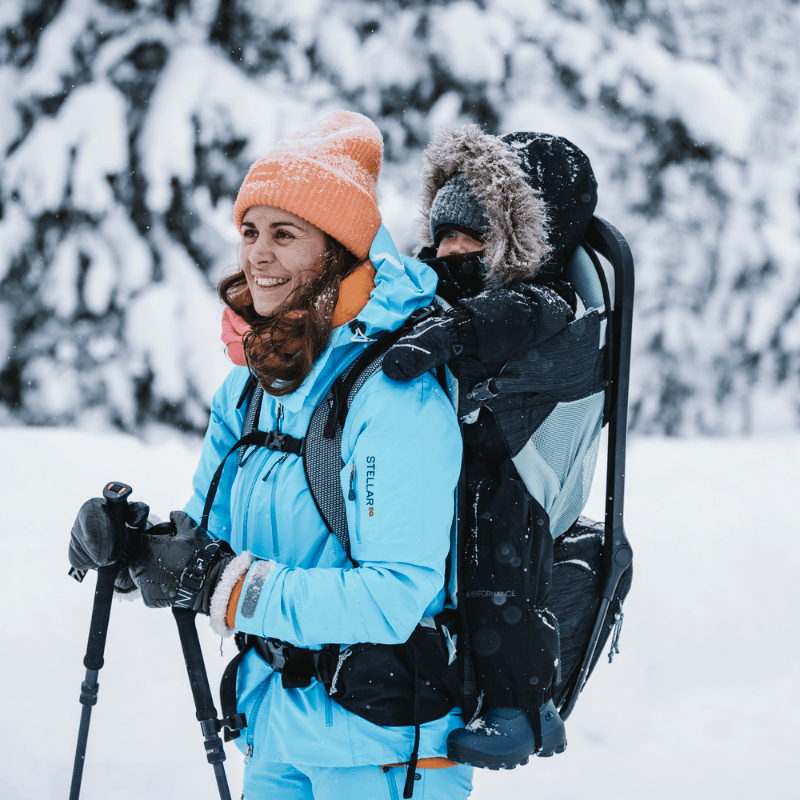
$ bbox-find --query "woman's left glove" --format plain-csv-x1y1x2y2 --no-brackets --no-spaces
126,511,235,613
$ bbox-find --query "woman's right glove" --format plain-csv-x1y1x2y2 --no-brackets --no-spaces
69,497,151,593
125,511,235,613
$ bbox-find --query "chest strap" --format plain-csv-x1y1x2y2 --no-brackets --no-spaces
200,428,305,532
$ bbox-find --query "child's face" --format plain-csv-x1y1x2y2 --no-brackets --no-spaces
436,228,484,258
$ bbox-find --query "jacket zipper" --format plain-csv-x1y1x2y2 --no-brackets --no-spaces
386,769,401,800
245,675,272,762
266,453,289,559
242,402,284,554
348,460,361,544
242,449,271,552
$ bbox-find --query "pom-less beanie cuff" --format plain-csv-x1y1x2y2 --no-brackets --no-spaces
429,172,490,246
234,111,383,260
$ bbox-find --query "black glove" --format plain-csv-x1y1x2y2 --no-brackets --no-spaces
462,284,575,363
383,307,478,381
69,498,151,593
126,511,234,613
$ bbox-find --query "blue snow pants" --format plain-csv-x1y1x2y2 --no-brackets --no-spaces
243,762,473,799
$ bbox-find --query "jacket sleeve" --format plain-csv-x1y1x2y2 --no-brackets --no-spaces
460,281,576,364
229,371,462,649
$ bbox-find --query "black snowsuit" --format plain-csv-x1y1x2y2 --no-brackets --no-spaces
415,130,601,724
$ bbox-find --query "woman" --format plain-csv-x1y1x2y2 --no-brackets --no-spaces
73,111,472,799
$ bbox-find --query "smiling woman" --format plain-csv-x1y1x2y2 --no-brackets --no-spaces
81,110,473,800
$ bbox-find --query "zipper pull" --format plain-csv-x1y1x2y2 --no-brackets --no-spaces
276,402,283,431
348,462,356,501
245,743,253,764
349,320,375,343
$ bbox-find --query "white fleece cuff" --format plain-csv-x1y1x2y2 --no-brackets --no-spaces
209,552,255,637
114,587,142,602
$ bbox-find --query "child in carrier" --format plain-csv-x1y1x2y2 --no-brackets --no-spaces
383,125,601,770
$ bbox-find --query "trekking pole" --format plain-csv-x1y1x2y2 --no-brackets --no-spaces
69,481,132,800
173,607,233,800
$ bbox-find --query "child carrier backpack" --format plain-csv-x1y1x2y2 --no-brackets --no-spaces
548,216,635,719
210,215,634,771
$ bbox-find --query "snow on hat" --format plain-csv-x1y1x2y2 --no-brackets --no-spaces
233,110,383,260
429,172,490,245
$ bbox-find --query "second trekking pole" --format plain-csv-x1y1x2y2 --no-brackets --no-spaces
69,481,132,800
173,607,233,800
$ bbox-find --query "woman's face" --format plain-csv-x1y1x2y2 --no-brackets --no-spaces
241,205,328,317
436,228,484,257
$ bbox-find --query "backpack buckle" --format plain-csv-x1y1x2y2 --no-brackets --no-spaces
264,430,287,451
467,378,499,404
408,304,439,325
265,638,288,671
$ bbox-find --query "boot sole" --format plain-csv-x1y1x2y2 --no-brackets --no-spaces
447,730,567,770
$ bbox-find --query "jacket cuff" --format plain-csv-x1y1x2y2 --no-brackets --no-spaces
209,552,255,637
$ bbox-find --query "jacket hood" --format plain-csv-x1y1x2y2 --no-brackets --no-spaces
417,125,598,283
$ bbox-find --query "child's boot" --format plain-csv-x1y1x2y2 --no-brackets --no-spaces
446,701,566,769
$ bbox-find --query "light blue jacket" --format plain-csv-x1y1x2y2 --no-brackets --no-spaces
184,226,464,768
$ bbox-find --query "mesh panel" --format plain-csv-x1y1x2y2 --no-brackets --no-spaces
512,392,604,538
304,354,386,555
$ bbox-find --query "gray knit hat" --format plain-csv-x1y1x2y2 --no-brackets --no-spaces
429,172,490,245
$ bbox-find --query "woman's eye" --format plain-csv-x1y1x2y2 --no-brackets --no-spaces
275,229,294,240
242,229,257,240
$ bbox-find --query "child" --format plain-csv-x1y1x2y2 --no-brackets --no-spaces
383,125,600,769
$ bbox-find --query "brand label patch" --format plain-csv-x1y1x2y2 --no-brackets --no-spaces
365,455,376,516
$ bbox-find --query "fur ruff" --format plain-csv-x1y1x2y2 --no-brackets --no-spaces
209,551,255,637
416,124,550,285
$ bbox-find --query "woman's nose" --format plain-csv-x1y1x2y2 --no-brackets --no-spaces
249,236,275,264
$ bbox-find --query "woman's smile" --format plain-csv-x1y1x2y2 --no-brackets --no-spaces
253,275,290,288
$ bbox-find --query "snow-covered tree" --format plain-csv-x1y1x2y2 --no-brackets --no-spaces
1,0,799,435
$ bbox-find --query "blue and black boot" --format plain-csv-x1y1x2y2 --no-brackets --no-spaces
446,701,567,770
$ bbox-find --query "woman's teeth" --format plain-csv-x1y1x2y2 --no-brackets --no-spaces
255,276,289,287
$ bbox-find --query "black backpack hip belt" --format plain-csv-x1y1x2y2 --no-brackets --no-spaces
220,612,462,732
248,635,338,688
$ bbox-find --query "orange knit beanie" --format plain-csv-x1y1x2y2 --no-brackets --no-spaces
233,110,383,260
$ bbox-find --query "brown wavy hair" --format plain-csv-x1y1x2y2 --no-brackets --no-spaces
218,235,359,396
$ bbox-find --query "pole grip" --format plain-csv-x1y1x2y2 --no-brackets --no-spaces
103,481,132,529
83,564,118,671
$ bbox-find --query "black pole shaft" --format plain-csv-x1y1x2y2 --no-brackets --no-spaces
69,562,118,800
173,607,232,800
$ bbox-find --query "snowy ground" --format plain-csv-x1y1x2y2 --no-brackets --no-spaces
1,425,798,799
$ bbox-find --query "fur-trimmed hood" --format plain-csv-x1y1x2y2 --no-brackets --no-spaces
417,125,598,284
